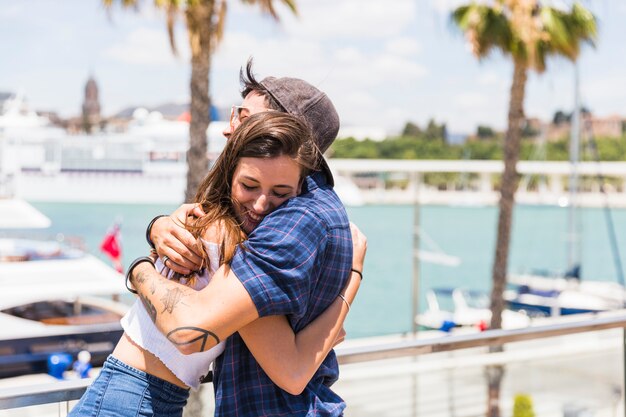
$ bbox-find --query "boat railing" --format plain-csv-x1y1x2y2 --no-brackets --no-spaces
0,232,88,254
2,311,626,414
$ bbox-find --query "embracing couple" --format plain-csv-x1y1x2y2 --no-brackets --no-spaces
69,59,367,417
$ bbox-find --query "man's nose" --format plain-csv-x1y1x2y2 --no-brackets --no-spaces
222,123,232,139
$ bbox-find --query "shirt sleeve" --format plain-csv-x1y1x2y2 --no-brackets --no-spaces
230,206,328,318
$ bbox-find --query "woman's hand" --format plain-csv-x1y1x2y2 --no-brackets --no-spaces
333,328,346,347
151,204,206,275
350,222,367,275
340,222,367,306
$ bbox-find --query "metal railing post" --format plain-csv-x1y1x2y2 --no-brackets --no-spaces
623,327,626,417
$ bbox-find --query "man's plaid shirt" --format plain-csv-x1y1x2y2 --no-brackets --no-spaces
213,172,353,416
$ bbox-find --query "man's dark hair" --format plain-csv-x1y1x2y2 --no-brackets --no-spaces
236,57,340,186
239,59,286,112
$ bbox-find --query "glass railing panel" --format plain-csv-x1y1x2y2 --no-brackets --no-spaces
1,314,625,417
335,328,624,417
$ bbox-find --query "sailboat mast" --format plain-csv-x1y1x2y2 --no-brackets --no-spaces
567,63,581,271
411,172,421,335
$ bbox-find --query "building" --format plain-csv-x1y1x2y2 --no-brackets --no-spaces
82,76,101,132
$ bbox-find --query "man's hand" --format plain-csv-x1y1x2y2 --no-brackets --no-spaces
151,204,206,275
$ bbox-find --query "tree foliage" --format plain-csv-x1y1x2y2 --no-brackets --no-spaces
332,133,626,161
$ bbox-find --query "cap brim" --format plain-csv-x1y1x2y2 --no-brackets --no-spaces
319,158,334,187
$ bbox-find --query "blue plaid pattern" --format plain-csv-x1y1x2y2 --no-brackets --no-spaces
213,172,353,416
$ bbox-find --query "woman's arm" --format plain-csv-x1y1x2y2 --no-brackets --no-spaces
239,223,367,395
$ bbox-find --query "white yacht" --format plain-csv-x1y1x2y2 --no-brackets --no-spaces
1,93,364,206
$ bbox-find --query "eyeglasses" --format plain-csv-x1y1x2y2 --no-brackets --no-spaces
229,105,274,133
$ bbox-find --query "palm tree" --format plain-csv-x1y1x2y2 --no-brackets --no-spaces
103,0,297,202
452,1,596,416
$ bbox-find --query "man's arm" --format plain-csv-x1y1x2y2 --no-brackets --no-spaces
238,222,367,395
130,262,259,354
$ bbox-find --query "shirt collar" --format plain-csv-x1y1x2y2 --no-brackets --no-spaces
302,171,328,194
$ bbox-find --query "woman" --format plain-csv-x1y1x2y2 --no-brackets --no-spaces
69,112,363,416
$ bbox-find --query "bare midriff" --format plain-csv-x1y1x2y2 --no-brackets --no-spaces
111,332,189,389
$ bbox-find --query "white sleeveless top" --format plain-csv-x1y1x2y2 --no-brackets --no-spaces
121,240,225,390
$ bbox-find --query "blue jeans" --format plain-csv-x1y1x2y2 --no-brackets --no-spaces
68,355,189,417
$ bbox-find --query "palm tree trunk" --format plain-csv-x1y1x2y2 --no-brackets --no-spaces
184,1,215,202
486,57,527,417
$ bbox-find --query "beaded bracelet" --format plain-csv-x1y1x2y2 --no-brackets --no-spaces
146,214,168,250
125,256,155,294
351,268,363,280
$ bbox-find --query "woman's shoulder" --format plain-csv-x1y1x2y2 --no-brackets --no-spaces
201,221,222,245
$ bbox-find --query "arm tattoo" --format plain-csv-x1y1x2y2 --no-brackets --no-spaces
160,287,188,314
139,293,157,323
150,281,156,295
167,327,220,352
134,268,149,285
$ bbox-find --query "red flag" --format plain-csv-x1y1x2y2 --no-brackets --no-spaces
100,223,123,273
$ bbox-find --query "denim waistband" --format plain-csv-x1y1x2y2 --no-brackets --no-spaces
106,355,190,397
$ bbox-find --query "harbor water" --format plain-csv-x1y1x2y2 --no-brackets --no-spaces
16,202,626,339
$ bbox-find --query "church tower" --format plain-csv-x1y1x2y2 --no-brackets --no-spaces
82,76,101,132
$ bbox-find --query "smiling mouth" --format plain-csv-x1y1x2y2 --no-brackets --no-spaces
241,209,265,229
246,211,263,223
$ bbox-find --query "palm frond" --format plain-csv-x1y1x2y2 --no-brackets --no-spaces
166,3,179,55
102,0,140,11
452,3,513,60
212,0,228,48
239,0,297,21
280,0,298,17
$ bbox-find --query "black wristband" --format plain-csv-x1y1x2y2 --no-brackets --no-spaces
351,268,363,280
146,215,168,250
125,256,155,294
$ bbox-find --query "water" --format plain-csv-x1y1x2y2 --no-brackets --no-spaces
23,202,626,338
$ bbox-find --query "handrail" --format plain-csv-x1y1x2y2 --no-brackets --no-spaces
336,312,626,364
329,158,626,176
0,378,92,410
1,312,626,410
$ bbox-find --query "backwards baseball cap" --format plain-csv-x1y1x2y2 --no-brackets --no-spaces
260,76,339,186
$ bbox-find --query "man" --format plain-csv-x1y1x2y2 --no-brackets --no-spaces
130,60,361,416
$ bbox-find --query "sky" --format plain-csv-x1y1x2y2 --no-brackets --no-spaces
1,0,625,136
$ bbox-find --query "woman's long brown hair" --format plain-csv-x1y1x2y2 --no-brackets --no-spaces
173,111,320,282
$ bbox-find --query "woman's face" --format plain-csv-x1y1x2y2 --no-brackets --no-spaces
231,155,302,234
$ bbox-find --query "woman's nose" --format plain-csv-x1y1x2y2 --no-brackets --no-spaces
252,195,270,214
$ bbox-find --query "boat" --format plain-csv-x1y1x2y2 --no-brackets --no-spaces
0,232,128,378
505,267,625,316
416,287,531,332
